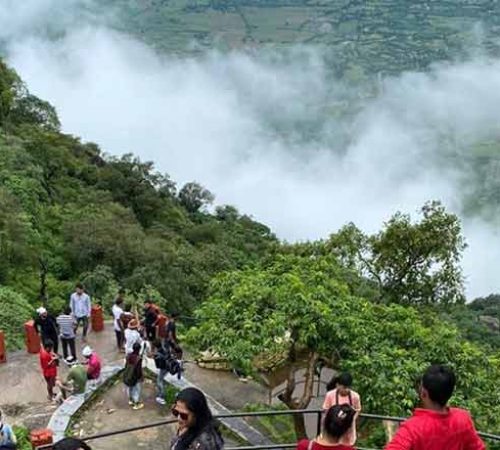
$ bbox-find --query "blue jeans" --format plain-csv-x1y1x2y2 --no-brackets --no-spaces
156,369,168,398
128,382,142,403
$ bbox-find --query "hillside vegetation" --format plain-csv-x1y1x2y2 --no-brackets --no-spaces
0,58,277,349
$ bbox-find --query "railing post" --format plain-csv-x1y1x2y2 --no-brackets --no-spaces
316,410,322,437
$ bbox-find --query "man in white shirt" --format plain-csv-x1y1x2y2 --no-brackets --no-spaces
69,283,91,342
124,319,142,355
112,293,125,351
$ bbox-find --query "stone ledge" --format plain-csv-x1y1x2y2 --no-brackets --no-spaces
47,364,122,442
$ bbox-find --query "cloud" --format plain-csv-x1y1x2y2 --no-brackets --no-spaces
3,0,500,298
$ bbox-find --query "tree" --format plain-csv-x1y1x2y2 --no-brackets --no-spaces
178,182,214,213
187,251,500,439
327,201,466,305
0,287,34,350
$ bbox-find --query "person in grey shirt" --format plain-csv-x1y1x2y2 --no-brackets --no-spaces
69,283,91,342
57,306,77,363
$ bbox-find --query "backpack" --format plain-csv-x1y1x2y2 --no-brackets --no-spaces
154,350,168,370
123,357,140,387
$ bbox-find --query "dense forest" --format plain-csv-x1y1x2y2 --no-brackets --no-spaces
1,54,499,443
0,57,277,348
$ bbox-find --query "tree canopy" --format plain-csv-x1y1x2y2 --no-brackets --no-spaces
0,58,277,349
327,201,466,306
188,250,500,437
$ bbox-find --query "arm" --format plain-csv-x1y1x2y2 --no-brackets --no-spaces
463,417,486,450
384,423,413,450
34,318,40,334
69,294,75,316
86,295,91,317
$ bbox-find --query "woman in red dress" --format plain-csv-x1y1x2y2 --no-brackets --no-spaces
296,404,357,450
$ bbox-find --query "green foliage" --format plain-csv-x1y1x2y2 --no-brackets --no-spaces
188,250,500,433
164,383,181,407
328,201,466,306
178,181,215,213
0,58,276,347
13,426,32,450
242,403,296,444
0,286,34,350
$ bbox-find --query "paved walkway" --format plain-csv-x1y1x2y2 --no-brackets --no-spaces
0,322,271,443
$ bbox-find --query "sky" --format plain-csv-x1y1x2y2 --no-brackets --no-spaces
2,0,500,298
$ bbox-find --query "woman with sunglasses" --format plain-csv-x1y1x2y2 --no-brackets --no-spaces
170,387,224,450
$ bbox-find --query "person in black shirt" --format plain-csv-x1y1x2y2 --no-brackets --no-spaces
165,312,179,345
143,300,158,341
35,307,59,354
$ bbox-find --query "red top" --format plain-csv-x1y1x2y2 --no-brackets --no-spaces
296,439,354,450
384,408,485,450
39,347,57,377
87,353,101,380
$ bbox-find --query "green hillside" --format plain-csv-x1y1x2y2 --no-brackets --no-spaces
0,58,277,349
103,0,500,77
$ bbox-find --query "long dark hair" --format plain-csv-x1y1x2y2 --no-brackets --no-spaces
323,404,356,440
174,387,222,450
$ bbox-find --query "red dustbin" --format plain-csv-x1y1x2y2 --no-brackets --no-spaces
30,428,53,450
91,304,104,332
25,320,41,354
0,330,6,363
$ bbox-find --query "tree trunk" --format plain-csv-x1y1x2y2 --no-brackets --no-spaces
278,350,319,440
293,413,308,440
383,420,397,442
39,257,48,307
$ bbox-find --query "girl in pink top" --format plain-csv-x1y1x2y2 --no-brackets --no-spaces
297,404,357,450
322,373,361,446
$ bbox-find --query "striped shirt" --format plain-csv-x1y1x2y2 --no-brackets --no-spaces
57,314,76,338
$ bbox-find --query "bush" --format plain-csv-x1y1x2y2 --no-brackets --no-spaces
13,425,32,450
164,383,180,407
0,286,34,349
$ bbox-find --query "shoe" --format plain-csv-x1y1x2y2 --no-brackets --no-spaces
128,400,134,406
156,397,166,405
133,403,144,410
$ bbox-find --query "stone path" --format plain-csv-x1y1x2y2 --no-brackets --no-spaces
0,322,273,447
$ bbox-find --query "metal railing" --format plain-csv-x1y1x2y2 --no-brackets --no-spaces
37,408,499,449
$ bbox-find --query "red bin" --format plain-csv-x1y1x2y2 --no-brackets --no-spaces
30,428,53,450
0,331,6,363
91,305,104,332
24,320,41,354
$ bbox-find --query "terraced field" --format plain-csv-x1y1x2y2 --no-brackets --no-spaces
103,0,500,76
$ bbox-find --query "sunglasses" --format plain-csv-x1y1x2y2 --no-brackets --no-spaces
172,408,189,421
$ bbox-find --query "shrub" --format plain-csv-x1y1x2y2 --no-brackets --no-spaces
0,286,33,349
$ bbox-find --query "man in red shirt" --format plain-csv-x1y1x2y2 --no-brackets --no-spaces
39,340,59,401
385,364,485,450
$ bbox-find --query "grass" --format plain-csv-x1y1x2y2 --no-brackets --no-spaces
241,402,296,444
13,426,32,450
